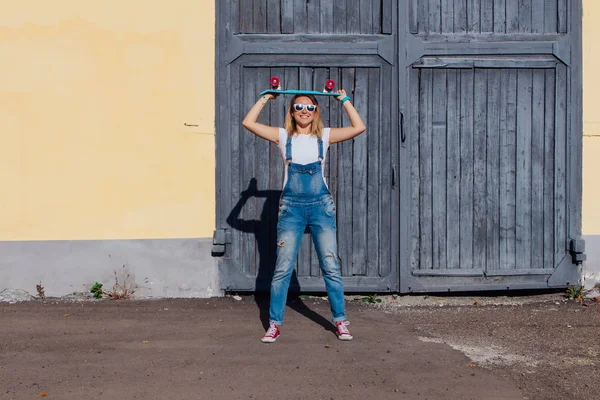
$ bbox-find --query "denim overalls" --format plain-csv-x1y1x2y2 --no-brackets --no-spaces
269,133,347,326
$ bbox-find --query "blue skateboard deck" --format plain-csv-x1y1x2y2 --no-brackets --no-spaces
259,89,341,97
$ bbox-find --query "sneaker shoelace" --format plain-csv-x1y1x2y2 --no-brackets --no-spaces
265,324,278,337
337,322,350,335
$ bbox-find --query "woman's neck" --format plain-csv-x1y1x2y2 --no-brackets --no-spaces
295,127,312,135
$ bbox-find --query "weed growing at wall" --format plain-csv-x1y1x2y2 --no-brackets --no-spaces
36,282,45,300
359,294,383,304
90,282,103,298
103,265,148,300
566,285,585,301
90,265,148,300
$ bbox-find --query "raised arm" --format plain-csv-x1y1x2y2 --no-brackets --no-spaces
242,94,280,143
329,90,366,144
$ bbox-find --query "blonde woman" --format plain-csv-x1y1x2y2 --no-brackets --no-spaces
242,90,366,343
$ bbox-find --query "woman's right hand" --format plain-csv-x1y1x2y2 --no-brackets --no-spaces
258,93,277,106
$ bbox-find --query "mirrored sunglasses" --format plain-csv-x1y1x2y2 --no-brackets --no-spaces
293,103,317,112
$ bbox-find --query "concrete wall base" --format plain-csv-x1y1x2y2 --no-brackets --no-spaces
1,236,598,298
0,238,221,298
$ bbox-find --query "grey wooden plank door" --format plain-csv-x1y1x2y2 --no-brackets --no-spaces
215,1,400,292
399,0,583,292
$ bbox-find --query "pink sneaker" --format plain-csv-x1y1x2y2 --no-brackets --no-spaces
336,321,353,341
261,322,280,343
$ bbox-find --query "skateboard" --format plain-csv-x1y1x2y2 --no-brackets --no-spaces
259,76,341,98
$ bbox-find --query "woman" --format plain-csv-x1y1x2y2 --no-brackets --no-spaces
242,89,366,343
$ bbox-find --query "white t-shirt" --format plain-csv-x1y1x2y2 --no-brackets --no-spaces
277,128,331,189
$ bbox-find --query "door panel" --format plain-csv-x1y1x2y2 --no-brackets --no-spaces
411,0,564,34
229,0,393,34
217,41,399,291
409,64,566,274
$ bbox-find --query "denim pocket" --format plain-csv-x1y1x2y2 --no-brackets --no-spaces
322,196,336,218
278,200,290,218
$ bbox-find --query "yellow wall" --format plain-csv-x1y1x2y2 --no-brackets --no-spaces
583,0,600,234
1,1,597,239
0,1,215,240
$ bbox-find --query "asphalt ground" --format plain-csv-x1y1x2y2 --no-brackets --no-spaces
1,293,598,400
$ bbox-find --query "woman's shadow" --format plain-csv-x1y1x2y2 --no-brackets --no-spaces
227,178,336,333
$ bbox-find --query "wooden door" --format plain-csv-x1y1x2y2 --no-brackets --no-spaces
399,0,583,292
215,0,400,292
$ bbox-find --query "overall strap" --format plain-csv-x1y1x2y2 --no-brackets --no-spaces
317,136,323,162
285,133,292,164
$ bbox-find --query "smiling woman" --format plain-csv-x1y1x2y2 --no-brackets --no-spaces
284,94,324,139
242,87,365,343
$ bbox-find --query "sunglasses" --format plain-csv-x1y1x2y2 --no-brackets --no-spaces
293,103,317,112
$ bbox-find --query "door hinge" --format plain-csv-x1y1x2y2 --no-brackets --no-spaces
569,239,586,265
211,229,232,257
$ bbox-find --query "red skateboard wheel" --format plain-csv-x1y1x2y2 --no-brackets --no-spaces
324,79,335,91
270,76,280,89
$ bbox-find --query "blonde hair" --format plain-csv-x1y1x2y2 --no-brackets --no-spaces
284,94,324,138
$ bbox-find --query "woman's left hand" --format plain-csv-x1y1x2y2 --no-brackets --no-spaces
335,89,347,102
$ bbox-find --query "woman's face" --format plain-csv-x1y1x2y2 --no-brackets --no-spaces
292,96,318,127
